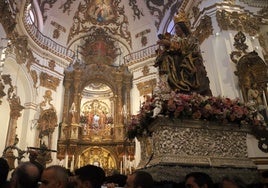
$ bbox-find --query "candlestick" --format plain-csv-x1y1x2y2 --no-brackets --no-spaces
129,161,132,174
78,155,81,168
65,154,69,169
120,161,123,174
70,155,74,172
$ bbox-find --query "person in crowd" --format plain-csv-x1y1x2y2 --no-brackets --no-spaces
66,169,76,188
10,161,41,188
39,165,69,188
104,173,127,187
261,171,268,188
219,176,246,188
124,170,154,188
28,150,45,177
185,172,214,188
74,164,106,188
0,157,10,188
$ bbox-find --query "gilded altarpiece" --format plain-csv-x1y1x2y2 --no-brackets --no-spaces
57,27,134,174
231,31,268,152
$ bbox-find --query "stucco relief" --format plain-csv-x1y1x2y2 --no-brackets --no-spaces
145,1,179,29
216,10,260,36
39,72,60,91
193,15,213,44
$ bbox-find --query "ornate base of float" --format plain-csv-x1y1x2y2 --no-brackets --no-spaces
137,117,258,184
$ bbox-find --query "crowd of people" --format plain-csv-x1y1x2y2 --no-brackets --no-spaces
1,157,268,188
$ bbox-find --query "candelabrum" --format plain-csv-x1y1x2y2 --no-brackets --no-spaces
120,154,136,175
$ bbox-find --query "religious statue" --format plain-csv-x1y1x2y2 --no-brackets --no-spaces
247,83,263,106
247,83,268,123
154,11,211,96
70,102,77,124
37,90,58,149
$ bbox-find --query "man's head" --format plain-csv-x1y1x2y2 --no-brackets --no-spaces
261,170,268,188
74,164,106,188
10,161,41,188
124,171,154,188
105,174,127,187
39,165,69,188
185,172,214,188
220,176,246,188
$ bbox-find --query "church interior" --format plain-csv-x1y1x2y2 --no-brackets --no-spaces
0,0,268,185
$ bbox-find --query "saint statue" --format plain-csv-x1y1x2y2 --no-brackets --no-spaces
247,83,268,123
155,11,211,96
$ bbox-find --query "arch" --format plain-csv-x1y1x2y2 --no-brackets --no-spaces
235,51,268,103
78,146,118,174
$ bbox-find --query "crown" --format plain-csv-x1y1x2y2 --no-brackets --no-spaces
174,11,188,23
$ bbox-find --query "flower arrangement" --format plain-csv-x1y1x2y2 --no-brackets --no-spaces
127,91,267,140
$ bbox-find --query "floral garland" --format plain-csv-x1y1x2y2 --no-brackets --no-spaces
127,91,267,140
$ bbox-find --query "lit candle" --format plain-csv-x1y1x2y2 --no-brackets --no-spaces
78,155,81,168
65,154,69,169
71,155,74,172
120,161,123,174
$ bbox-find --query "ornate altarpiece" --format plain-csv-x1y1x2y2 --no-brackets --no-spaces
231,31,268,152
57,27,134,174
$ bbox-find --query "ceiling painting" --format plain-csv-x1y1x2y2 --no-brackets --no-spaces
68,0,131,48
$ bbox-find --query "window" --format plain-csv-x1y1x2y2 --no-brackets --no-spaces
26,4,35,25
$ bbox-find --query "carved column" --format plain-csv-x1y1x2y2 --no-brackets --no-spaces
114,72,124,140
125,75,132,120
61,71,73,140
109,96,116,137
70,68,82,140
5,95,24,147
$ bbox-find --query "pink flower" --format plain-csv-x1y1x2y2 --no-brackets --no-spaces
192,111,202,119
126,92,266,139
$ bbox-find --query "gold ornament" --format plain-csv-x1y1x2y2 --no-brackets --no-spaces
174,11,188,23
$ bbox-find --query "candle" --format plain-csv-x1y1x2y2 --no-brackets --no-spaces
78,155,81,168
65,154,69,169
129,161,132,174
120,161,123,174
70,155,74,172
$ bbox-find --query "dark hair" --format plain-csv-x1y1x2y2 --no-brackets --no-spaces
44,165,69,187
185,172,214,188
262,170,268,178
220,176,246,188
75,165,105,188
133,171,154,188
13,162,40,188
105,174,127,187
0,158,9,186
